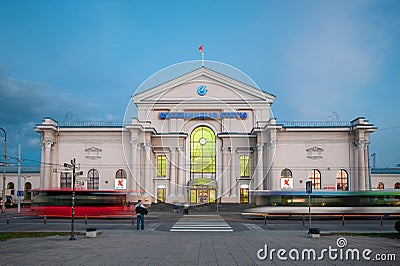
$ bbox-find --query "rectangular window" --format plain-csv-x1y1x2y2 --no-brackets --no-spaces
240,155,250,177
240,188,249,203
157,188,166,203
157,155,166,177
60,172,72,188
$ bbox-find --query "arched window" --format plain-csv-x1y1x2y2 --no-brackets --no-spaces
309,169,321,189
7,182,15,195
377,182,384,190
87,169,99,190
280,169,293,189
336,169,348,191
115,169,127,179
395,182,400,189
115,169,127,189
190,126,216,179
281,169,292,179
24,182,32,200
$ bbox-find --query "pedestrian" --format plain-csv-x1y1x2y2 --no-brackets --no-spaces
135,199,147,230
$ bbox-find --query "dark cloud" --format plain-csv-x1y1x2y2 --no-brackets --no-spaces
0,71,79,162
0,71,77,124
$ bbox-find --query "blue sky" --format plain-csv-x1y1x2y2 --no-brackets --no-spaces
0,0,399,168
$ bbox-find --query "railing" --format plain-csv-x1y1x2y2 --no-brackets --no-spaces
60,121,125,128
59,120,351,128
277,121,351,128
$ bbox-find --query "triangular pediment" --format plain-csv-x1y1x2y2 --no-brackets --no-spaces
132,67,275,106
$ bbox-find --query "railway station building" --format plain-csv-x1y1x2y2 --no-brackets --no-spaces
35,63,378,205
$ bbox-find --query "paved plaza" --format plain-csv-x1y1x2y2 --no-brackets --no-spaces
0,211,399,265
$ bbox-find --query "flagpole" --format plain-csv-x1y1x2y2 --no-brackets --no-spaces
198,44,205,68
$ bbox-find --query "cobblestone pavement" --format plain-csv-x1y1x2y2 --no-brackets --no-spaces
0,211,399,265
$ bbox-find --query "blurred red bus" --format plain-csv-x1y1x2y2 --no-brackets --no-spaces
31,189,133,218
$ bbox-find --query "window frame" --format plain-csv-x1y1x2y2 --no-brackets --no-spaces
190,126,216,179
309,169,321,189
239,155,250,178
87,168,100,190
60,172,72,188
157,155,167,178
336,169,349,191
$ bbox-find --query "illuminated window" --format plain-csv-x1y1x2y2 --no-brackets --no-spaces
240,185,249,203
190,126,216,179
87,169,99,190
240,155,250,178
157,155,167,177
309,169,321,189
24,182,32,200
336,169,348,191
60,172,72,188
157,186,166,202
7,182,15,195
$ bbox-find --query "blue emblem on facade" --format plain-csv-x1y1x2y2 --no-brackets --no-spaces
197,85,207,96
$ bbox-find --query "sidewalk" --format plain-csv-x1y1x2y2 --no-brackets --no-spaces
0,211,399,265
0,227,398,265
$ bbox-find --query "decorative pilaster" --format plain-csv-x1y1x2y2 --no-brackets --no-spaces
42,138,54,189
143,143,151,195
169,148,177,197
255,144,264,190
229,147,235,196
222,147,229,198
177,147,184,197
130,140,138,193
267,140,277,190
356,140,366,190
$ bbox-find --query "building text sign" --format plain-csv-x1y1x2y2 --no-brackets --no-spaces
159,112,248,120
115,179,127,190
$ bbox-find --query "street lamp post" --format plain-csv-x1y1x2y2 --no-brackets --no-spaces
0,127,6,213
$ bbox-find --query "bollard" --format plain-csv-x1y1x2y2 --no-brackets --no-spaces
380,216,383,226
44,216,47,224
342,215,345,226
6,215,10,224
263,214,267,225
85,215,88,225
302,215,305,226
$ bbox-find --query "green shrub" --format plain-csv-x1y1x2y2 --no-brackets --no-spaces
395,219,400,233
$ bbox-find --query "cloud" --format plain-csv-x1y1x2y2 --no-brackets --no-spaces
0,71,80,161
0,71,76,124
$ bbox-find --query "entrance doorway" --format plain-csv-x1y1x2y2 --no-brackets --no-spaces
189,188,216,204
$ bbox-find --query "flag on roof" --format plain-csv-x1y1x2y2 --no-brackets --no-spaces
198,44,204,53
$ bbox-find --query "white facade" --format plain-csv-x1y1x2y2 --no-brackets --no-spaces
35,67,377,204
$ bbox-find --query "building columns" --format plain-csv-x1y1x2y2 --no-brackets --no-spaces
42,138,54,189
222,147,229,198
169,148,177,197
130,140,139,193
267,140,277,190
143,143,151,195
356,140,366,190
255,144,264,190
177,147,184,197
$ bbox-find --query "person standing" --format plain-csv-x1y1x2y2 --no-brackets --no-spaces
135,199,147,230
